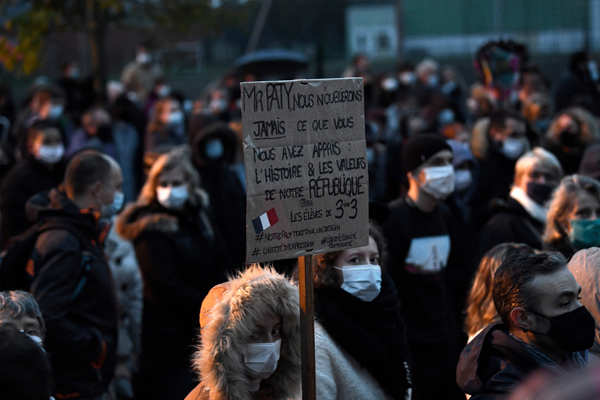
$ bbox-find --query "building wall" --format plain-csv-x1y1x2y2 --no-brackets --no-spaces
347,0,595,58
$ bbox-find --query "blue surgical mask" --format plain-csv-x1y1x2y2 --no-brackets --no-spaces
101,191,124,218
49,104,63,119
157,185,189,209
366,148,375,164
205,139,224,160
168,111,183,125
335,264,382,302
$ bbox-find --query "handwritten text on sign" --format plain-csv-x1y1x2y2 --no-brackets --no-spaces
243,78,369,263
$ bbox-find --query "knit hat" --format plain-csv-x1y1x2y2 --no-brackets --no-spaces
402,134,452,173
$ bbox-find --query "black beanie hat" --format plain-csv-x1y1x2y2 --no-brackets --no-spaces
402,134,452,173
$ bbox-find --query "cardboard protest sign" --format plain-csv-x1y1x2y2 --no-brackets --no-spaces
242,78,369,263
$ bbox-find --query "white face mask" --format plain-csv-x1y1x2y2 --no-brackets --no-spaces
136,52,150,64
335,264,382,302
102,191,124,218
49,104,63,119
157,85,170,97
421,165,455,199
399,71,416,85
501,138,525,159
36,144,64,164
467,98,478,113
168,111,184,125
454,169,472,192
209,98,227,113
381,77,399,91
157,185,189,209
244,339,281,381
20,330,44,349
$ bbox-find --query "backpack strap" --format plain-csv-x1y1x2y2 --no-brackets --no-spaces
34,221,97,302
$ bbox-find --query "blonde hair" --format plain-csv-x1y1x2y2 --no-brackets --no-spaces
138,146,208,207
513,147,563,187
544,174,600,246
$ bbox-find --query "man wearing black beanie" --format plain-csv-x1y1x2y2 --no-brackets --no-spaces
382,134,466,400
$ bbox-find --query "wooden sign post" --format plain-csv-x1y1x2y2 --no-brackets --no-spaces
241,78,369,400
298,255,315,400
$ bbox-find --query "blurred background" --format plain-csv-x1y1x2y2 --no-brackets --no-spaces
0,0,596,99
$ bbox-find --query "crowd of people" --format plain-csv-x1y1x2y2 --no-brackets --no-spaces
1,39,600,399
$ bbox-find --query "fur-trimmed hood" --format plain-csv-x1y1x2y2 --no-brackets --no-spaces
191,265,301,400
115,201,179,241
116,187,211,241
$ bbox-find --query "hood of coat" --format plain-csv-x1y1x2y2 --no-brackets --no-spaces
25,188,102,238
568,247,600,354
193,265,301,400
115,201,179,241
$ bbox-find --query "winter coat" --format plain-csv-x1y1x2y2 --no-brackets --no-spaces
191,128,246,267
0,157,64,248
116,199,229,356
313,272,412,400
382,198,467,399
469,118,520,223
186,266,301,400
104,222,142,397
456,323,588,399
478,196,544,259
26,188,119,399
568,248,600,356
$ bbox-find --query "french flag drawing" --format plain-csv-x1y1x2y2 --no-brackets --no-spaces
253,208,279,234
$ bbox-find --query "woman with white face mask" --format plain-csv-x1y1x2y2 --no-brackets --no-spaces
185,265,301,400
0,121,65,248
144,97,186,157
116,146,230,400
313,224,413,400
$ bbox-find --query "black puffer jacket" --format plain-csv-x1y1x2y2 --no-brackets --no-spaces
0,157,64,248
27,188,118,399
117,199,230,398
478,197,544,260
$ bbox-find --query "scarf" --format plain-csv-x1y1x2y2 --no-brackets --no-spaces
314,272,411,399
510,186,548,224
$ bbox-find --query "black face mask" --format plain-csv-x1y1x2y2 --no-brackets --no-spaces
559,129,581,148
528,306,595,352
526,181,555,206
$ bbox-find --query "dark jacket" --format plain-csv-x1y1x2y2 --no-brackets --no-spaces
0,157,64,248
191,125,246,268
117,199,229,398
456,323,588,400
27,188,118,399
478,197,544,259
